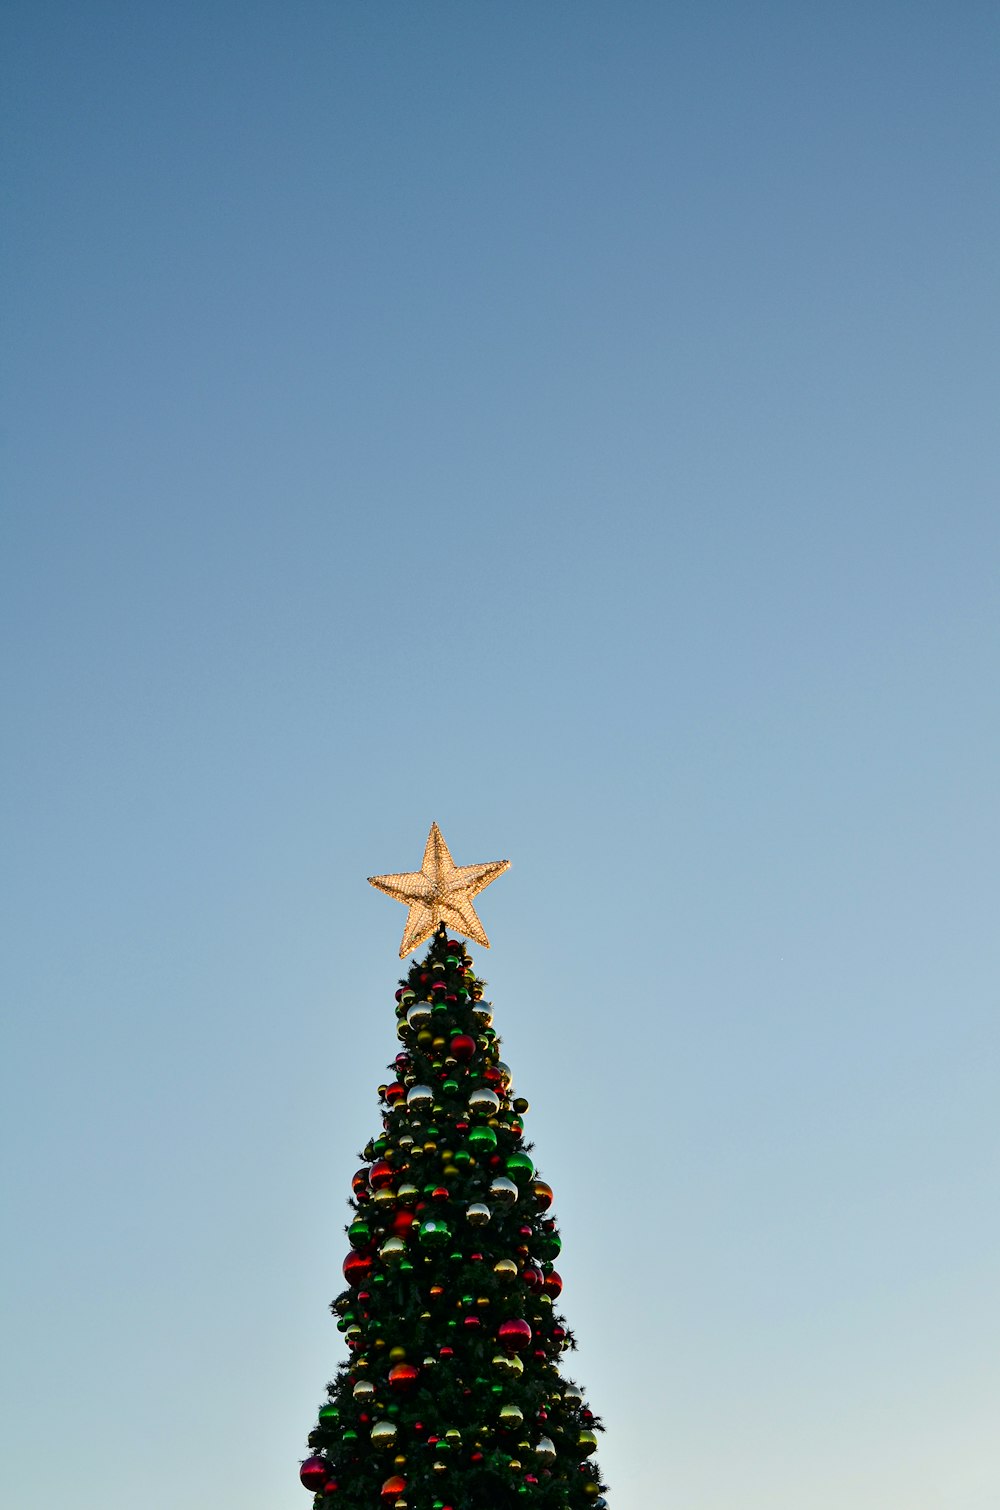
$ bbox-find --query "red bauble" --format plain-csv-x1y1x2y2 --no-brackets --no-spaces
343,1251,373,1287
381,1476,406,1501
352,1168,370,1197
439,1345,454,1359
300,1456,328,1491
369,1160,394,1190
523,1265,544,1292
323,1478,339,1494
392,1209,415,1233
431,1186,449,1204
497,1318,533,1352
385,1082,405,1104
544,1271,563,1298
450,1034,476,1061
388,1362,419,1389
463,1314,481,1329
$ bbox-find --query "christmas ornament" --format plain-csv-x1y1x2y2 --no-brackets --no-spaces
466,1202,491,1226
468,1087,500,1115
406,1084,434,1110
300,1457,327,1491
489,1176,519,1206
368,822,510,956
371,1421,398,1449
497,1318,532,1351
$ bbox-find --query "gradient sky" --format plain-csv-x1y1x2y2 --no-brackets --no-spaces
2,4,999,1508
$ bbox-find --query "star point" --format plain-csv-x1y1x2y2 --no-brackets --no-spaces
368,821,510,957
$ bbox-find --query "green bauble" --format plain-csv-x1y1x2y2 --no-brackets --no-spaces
468,1125,498,1153
419,1218,450,1247
506,1151,534,1186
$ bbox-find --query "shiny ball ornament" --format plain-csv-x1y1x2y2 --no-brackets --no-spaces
343,1251,373,1287
499,1403,524,1429
544,1271,563,1298
373,1186,397,1209
472,1001,494,1027
497,1318,532,1352
299,1457,328,1492
407,1002,432,1029
513,1096,530,1114
563,1387,583,1409
380,1476,406,1502
489,1177,519,1207
353,1380,376,1402
469,1087,500,1116
348,1219,371,1248
495,1061,513,1087
352,1168,370,1197
379,1236,407,1264
369,1160,395,1190
388,1345,408,1363
385,1081,406,1104
419,1218,450,1247
468,1125,498,1153
318,1404,339,1426
534,1436,556,1465
578,1430,599,1457
532,1179,554,1211
371,1421,398,1450
505,1151,534,1186
388,1363,419,1390
522,1264,544,1292
450,1034,476,1062
397,1183,419,1206
493,1258,518,1283
466,1203,491,1227
406,1083,434,1111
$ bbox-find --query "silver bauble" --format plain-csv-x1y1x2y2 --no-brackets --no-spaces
489,1176,519,1207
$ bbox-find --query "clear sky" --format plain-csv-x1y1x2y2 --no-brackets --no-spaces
2,4,998,1508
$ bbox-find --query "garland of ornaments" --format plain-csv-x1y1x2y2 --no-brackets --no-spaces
299,923,607,1509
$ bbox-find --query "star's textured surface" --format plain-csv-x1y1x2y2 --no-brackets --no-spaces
368,822,510,956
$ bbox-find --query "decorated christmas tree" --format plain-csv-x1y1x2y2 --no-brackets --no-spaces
299,823,608,1510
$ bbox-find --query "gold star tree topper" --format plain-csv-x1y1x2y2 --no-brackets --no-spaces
368,822,510,957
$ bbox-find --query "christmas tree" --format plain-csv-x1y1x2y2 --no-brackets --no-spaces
299,824,608,1510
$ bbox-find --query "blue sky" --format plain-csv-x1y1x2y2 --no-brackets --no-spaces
2,4,998,1507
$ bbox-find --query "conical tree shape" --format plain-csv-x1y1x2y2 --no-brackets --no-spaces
300,924,608,1509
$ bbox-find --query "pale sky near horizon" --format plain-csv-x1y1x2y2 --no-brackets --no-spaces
2,4,999,1508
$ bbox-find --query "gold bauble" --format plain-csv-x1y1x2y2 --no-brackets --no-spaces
499,1404,524,1429
373,1187,397,1208
379,1237,406,1264
493,1258,518,1283
578,1430,598,1456
397,1183,419,1205
370,1420,397,1449
388,1346,407,1363
535,1436,556,1464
